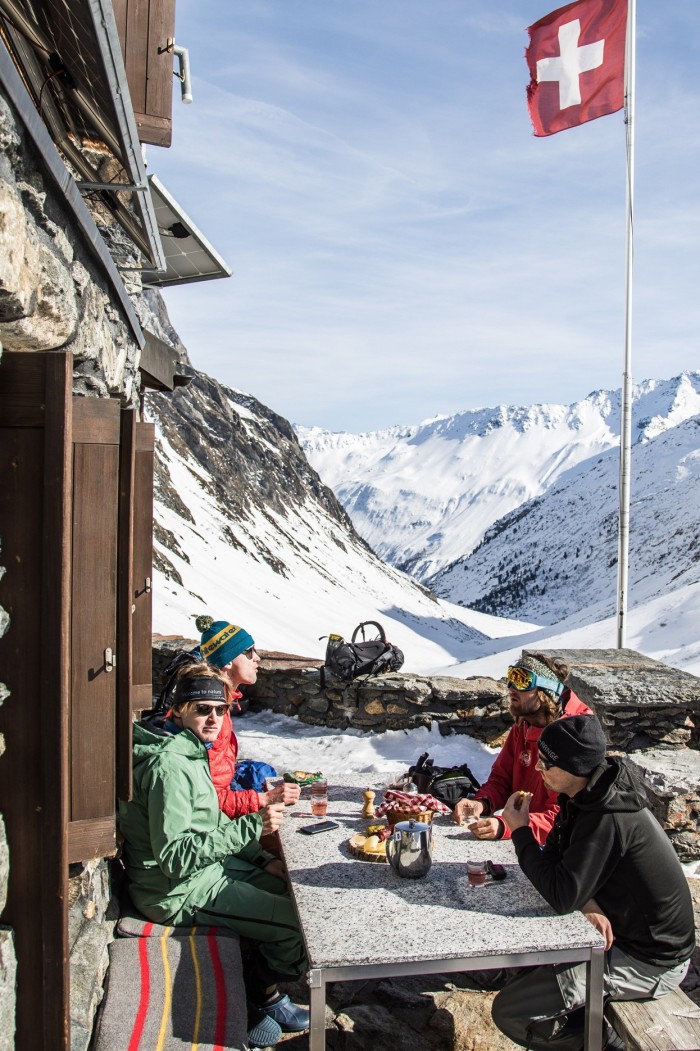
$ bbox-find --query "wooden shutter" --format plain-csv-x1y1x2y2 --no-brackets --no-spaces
132,422,155,707
67,398,120,862
112,0,177,147
0,351,71,1050
117,414,154,801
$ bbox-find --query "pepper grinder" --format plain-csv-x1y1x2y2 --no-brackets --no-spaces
361,788,376,818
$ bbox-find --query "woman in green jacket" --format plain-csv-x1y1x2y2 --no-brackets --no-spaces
118,663,309,1041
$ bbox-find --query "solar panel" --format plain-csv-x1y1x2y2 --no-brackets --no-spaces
141,174,232,287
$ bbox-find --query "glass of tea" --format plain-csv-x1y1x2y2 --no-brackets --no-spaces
310,778,328,817
467,860,487,888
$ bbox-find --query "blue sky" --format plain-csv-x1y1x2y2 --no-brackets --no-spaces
151,1,700,432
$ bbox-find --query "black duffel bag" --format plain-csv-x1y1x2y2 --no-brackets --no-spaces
321,621,404,684
408,751,481,808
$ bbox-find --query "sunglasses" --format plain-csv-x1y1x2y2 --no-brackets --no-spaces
506,665,564,696
193,703,229,717
537,753,554,771
242,647,258,659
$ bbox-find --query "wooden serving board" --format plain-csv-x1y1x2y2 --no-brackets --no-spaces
347,833,388,863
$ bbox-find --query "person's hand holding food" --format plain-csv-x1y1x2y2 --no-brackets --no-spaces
501,790,532,833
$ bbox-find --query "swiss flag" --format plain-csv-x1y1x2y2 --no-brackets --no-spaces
525,0,627,136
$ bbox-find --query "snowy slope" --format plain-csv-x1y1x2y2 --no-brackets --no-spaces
147,371,537,673
430,415,700,624
298,372,700,582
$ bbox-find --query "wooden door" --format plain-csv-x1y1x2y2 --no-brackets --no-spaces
0,356,155,1047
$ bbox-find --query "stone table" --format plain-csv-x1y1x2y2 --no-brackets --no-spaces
278,777,605,1051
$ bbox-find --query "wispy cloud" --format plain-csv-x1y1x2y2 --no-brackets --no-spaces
155,0,700,430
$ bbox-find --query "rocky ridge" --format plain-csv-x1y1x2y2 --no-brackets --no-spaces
148,369,370,588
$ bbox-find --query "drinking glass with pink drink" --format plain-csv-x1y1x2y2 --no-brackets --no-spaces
310,779,328,817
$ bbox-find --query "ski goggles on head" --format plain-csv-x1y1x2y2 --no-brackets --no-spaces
506,665,564,696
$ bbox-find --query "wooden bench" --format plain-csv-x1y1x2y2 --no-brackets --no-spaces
605,987,700,1051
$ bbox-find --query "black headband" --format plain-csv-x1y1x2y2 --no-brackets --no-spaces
174,677,227,706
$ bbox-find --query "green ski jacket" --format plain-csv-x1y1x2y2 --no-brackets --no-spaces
118,721,268,923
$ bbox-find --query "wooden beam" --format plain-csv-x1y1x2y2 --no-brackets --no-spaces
40,353,72,1048
0,351,72,1050
606,987,700,1051
67,818,117,865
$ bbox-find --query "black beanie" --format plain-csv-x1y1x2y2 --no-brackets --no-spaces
539,715,607,775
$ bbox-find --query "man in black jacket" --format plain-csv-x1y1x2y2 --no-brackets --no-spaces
495,714,695,1051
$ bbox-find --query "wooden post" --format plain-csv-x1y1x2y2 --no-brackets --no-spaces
0,351,72,1050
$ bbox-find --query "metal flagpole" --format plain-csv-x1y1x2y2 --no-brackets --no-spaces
616,0,636,648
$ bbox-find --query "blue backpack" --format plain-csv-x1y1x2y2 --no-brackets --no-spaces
231,759,278,792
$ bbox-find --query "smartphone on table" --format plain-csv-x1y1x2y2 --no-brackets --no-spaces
298,821,340,835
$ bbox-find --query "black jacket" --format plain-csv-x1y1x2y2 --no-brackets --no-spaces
512,757,695,967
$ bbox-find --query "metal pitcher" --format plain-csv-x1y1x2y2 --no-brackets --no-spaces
386,818,433,879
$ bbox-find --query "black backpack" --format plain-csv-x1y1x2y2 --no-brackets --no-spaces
408,752,481,809
151,646,203,716
151,646,248,717
321,621,404,684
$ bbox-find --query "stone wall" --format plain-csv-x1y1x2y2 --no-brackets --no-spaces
0,815,15,1051
0,84,145,1049
151,637,512,746
628,749,700,862
68,861,118,1051
532,648,700,751
153,638,700,752
255,663,513,745
0,93,142,403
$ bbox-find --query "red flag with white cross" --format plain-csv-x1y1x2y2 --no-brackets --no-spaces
525,0,628,136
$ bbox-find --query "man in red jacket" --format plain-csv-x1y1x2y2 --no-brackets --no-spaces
199,618,301,819
454,654,591,844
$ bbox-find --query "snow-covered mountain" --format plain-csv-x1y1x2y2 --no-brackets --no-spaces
431,414,700,624
298,373,700,583
146,370,536,673
141,270,700,683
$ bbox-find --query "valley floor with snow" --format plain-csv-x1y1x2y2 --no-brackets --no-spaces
155,551,700,681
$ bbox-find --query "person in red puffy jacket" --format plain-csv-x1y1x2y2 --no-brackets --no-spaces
198,617,301,819
453,653,591,845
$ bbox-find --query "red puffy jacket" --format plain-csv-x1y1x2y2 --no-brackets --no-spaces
207,700,261,819
473,689,592,845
